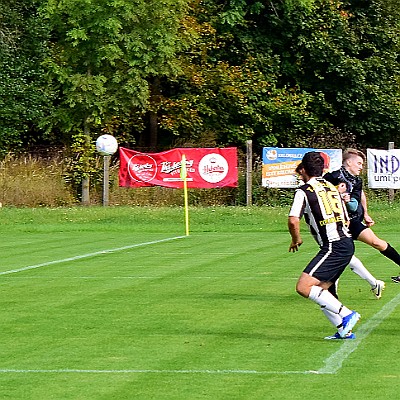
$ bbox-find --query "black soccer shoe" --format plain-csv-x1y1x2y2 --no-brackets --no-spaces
391,275,400,283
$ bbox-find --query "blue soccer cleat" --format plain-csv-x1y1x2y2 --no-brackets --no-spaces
340,311,360,338
324,331,356,340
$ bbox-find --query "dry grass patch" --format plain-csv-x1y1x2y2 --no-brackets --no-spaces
0,154,76,207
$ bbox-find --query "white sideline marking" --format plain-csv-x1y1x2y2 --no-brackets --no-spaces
317,292,400,374
0,368,317,375
0,236,186,276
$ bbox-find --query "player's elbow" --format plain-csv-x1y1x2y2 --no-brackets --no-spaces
288,216,300,230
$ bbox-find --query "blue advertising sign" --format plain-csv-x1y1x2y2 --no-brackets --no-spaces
262,147,342,188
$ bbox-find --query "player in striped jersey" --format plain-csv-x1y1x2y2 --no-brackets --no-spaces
288,151,360,339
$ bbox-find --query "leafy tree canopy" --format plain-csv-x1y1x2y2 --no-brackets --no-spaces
155,0,400,151
39,0,190,145
1,0,400,157
0,0,53,153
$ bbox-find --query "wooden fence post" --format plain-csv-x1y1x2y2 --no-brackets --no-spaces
103,156,110,206
246,140,252,206
389,141,395,202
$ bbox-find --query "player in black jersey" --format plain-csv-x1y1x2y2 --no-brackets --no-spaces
288,151,360,339
324,148,400,283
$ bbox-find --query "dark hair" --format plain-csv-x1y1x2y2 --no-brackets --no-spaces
301,152,324,177
295,162,303,174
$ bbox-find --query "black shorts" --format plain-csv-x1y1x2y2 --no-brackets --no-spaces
349,219,368,239
303,238,354,283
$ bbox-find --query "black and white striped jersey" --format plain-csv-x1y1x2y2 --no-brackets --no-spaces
289,177,351,247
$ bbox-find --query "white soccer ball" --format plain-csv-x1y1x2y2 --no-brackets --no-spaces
96,134,118,156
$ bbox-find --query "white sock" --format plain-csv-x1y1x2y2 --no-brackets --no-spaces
309,285,351,316
321,307,342,328
349,256,376,288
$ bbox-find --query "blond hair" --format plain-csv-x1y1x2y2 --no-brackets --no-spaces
343,148,366,163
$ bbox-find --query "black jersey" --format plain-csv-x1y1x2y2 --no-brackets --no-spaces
289,177,351,247
323,167,363,221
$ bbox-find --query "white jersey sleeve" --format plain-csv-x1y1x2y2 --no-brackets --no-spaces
289,189,306,218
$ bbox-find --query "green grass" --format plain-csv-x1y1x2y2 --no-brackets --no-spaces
0,205,399,399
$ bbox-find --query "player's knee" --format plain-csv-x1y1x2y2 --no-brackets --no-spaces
296,281,309,298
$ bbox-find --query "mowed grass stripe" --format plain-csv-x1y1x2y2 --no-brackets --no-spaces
0,235,186,276
1,231,310,374
0,230,360,380
0,206,399,399
0,368,315,375
0,232,185,272
3,287,398,377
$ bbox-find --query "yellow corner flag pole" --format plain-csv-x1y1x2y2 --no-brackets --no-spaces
181,154,190,236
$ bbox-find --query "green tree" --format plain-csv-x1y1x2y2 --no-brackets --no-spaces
158,0,400,151
0,0,52,154
41,0,191,133
41,0,190,202
262,0,400,147
4,0,399,162
148,0,334,154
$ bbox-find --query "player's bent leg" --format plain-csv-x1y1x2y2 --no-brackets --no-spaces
328,280,339,299
358,228,400,276
357,228,388,251
296,272,321,298
308,284,354,317
358,229,400,268
349,255,377,288
381,244,400,268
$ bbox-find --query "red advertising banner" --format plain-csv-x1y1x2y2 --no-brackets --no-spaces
119,147,238,189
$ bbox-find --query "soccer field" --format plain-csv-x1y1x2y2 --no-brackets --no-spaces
0,206,399,399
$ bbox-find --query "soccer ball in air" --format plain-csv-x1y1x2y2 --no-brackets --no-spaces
96,134,118,156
